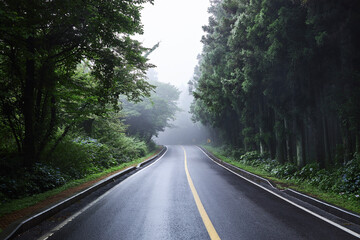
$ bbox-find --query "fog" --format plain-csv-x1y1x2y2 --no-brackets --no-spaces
138,0,210,88
153,84,211,145
137,0,212,145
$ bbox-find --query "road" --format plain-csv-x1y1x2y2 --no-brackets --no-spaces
36,145,357,240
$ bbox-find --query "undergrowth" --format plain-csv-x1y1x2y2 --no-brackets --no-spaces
0,135,149,203
0,148,159,218
204,145,360,214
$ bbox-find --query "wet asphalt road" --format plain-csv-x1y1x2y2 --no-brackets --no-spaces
40,145,357,240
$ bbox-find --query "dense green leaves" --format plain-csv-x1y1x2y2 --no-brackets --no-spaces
209,145,360,202
0,0,154,166
191,0,360,168
121,78,180,143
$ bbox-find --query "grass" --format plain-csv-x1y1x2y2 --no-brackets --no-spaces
203,145,360,215
0,148,160,218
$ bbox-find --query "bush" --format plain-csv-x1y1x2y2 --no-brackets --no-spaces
240,151,261,162
293,163,320,179
209,145,360,204
230,148,245,159
0,163,66,199
270,163,297,178
238,151,265,167
0,135,149,201
147,140,157,152
78,138,117,169
110,136,147,161
262,159,278,172
91,115,148,161
48,137,95,179
315,170,338,191
0,117,151,202
28,163,67,192
337,153,360,195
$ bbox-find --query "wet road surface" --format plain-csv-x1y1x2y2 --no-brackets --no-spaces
33,145,358,239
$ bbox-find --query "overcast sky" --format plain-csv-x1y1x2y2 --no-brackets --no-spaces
137,0,210,87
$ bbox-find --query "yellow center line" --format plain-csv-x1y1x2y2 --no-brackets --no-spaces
182,146,221,240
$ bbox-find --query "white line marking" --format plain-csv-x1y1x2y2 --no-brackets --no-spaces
285,188,360,219
204,151,276,188
197,146,360,239
122,147,168,182
37,147,168,240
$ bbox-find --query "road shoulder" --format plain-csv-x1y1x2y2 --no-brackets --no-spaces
0,147,167,240
198,146,360,238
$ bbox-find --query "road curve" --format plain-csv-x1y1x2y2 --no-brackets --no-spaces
26,145,358,239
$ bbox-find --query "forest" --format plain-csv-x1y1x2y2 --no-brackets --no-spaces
189,0,360,205
1,0,360,230
0,0,179,205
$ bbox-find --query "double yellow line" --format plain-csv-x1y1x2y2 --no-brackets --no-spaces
182,146,221,240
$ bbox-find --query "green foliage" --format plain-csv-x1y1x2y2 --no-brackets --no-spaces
206,145,360,212
270,164,298,179
190,0,360,168
338,153,360,195
47,137,96,179
0,106,151,201
121,79,180,143
0,163,66,200
91,113,148,161
0,0,161,205
239,151,262,163
213,145,360,201
0,133,149,201
0,149,159,217
73,138,117,171
0,0,154,167
294,163,320,180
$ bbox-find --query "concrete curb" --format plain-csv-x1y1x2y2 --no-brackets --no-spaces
136,146,167,169
1,146,167,240
199,146,360,226
283,189,360,225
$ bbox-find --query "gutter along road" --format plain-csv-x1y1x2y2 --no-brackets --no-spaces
18,145,359,239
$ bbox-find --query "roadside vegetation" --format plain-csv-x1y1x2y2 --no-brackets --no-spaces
0,0,179,224
0,148,160,219
189,0,360,214
204,145,360,214
0,130,146,202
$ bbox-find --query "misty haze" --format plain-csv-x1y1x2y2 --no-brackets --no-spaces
154,84,211,145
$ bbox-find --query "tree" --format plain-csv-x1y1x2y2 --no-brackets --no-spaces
121,77,180,143
0,0,154,167
190,0,360,168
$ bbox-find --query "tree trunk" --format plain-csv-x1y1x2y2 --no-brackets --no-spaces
284,118,293,163
315,112,325,168
23,38,36,168
259,126,264,155
296,117,306,167
342,122,352,163
269,110,276,160
356,123,360,153
322,115,332,166
83,119,95,136
275,117,285,164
